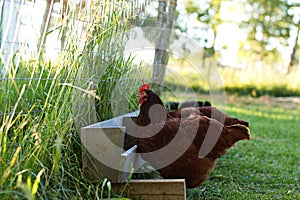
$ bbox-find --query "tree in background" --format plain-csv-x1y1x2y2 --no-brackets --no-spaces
39,0,70,51
152,0,177,95
183,0,222,59
239,0,294,70
176,0,300,73
286,1,300,73
288,28,299,73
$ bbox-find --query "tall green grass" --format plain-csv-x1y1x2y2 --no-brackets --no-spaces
0,0,142,199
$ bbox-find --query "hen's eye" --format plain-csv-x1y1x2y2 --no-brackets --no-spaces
141,91,147,97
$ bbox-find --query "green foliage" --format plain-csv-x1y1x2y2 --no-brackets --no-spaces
0,59,91,199
177,0,299,70
95,55,139,121
180,0,222,55
239,0,295,65
225,84,300,97
187,97,300,199
219,67,300,97
0,0,140,199
185,0,199,14
164,65,300,97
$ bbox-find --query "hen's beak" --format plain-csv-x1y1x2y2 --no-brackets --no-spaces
138,91,147,105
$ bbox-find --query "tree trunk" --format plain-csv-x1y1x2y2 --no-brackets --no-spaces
288,28,299,73
0,0,4,47
40,0,69,54
60,0,69,50
39,0,54,52
152,0,177,95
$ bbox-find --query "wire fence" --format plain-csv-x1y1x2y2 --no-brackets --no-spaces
0,0,162,60
0,0,185,120
0,0,124,111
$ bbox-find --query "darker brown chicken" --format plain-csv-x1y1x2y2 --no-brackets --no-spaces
168,106,249,127
136,84,250,188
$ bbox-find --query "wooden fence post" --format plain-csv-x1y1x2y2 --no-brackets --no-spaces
152,0,177,95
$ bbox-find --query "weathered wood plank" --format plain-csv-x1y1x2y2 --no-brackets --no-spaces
80,127,125,182
114,179,186,200
130,194,184,200
80,111,152,184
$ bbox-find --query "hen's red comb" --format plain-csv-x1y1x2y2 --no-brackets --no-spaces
139,84,150,93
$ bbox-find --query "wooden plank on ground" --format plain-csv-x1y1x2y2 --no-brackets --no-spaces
113,179,186,200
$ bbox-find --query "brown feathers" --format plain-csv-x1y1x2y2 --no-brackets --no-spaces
136,89,250,188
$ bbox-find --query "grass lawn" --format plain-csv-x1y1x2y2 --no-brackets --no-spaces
187,96,300,199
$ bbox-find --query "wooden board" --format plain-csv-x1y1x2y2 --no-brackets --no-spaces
113,179,186,200
80,127,125,182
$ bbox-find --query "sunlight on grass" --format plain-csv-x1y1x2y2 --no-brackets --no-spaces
187,98,300,199
225,106,295,120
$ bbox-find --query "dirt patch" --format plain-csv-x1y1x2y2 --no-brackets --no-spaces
275,97,300,104
225,95,300,110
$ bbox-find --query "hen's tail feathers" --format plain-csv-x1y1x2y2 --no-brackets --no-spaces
237,120,249,128
225,118,249,127
227,124,251,142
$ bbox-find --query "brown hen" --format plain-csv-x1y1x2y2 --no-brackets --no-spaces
136,84,250,188
168,106,249,127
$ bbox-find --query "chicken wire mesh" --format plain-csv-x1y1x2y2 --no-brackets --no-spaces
0,0,156,117
0,0,226,125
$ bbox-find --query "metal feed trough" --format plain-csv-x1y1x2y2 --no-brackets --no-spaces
80,111,186,199
80,111,143,182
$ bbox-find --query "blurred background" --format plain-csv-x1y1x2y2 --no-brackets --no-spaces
1,0,300,98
